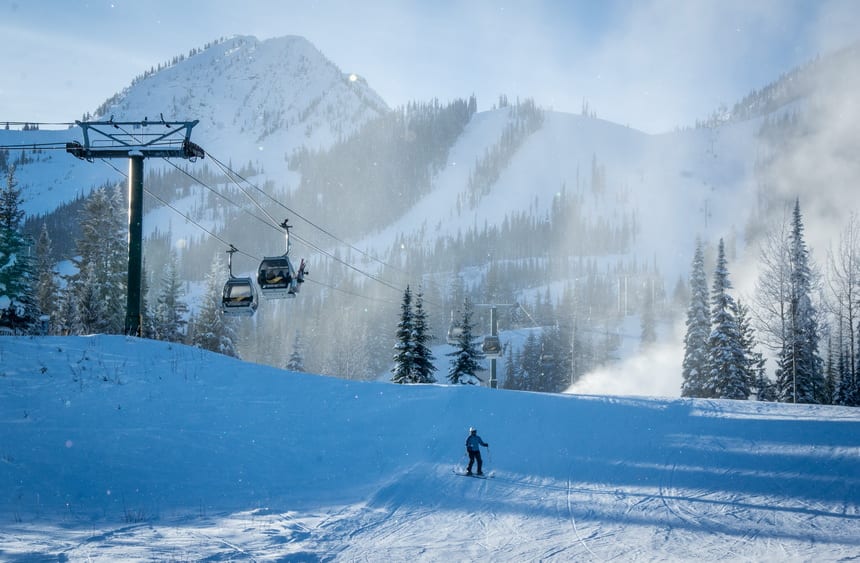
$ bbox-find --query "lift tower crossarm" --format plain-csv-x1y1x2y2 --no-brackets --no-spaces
65,119,204,161
64,118,205,336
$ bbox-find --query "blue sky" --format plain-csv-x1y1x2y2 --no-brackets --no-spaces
2,0,858,133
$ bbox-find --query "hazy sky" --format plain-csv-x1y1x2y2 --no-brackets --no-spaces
2,0,858,133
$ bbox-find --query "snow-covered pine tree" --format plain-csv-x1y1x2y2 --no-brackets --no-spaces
823,332,838,405
536,325,568,393
640,291,657,350
735,298,771,399
64,185,127,334
139,258,155,339
517,331,542,391
34,223,58,330
681,240,710,398
286,331,305,372
502,345,521,390
191,254,238,357
447,298,485,385
410,287,437,383
775,199,825,403
153,250,188,343
706,238,749,400
391,285,415,384
0,165,38,333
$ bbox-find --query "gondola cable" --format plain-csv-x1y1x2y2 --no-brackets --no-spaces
206,152,439,293
99,159,401,306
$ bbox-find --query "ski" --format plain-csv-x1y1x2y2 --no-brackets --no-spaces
453,470,494,479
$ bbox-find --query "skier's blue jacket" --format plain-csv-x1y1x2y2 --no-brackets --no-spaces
466,434,488,452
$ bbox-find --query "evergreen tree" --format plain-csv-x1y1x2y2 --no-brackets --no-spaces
775,199,824,403
139,259,155,339
0,165,38,333
517,331,543,391
64,185,127,334
74,262,105,334
411,287,437,383
536,326,568,393
640,292,657,350
34,223,57,331
191,255,238,357
52,284,75,336
502,345,521,389
391,285,415,384
153,250,188,343
823,332,838,405
706,239,749,400
286,331,305,372
735,298,769,399
681,240,710,397
447,298,485,384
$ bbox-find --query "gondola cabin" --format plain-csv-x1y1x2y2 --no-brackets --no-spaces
221,277,258,317
447,324,465,345
482,335,502,358
257,255,297,299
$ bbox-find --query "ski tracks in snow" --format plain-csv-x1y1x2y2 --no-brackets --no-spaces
565,475,600,561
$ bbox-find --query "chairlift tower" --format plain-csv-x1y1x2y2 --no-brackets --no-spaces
66,118,205,336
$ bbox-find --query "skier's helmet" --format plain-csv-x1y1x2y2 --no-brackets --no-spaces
469,427,476,434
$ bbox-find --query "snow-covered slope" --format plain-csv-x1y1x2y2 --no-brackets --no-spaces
1,336,858,560
359,107,762,287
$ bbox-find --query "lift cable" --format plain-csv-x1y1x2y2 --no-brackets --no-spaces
164,157,404,293
206,152,431,291
99,159,401,306
5,119,434,303
0,121,77,128
205,156,408,295
162,158,283,236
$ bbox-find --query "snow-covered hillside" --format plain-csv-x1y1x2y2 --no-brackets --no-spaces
1,336,858,560
358,108,760,286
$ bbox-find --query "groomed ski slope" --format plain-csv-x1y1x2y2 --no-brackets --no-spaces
1,336,858,561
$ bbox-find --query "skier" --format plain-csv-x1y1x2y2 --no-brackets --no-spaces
465,427,489,475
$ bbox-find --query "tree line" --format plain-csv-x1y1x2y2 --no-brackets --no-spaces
681,199,859,405
0,167,239,356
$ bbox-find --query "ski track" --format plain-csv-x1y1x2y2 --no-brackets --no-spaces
566,474,600,561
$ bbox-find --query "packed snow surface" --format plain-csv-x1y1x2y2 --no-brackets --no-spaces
1,336,858,561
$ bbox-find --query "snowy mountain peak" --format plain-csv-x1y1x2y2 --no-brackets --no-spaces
3,35,390,216
95,35,388,157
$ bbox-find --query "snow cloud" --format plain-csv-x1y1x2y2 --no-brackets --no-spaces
568,320,684,398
